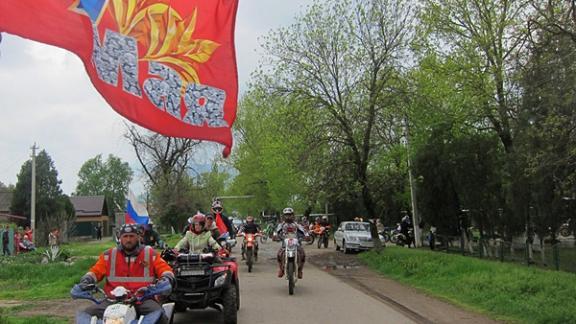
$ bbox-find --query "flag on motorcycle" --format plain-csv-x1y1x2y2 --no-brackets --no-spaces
0,0,239,157
125,191,149,225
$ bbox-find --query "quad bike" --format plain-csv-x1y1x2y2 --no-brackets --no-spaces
162,249,239,324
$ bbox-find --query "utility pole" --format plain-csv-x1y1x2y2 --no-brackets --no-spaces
30,143,38,245
404,118,422,247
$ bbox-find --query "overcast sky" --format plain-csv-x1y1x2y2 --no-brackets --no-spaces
0,0,314,195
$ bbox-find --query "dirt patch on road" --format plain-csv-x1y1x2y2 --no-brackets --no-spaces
309,251,501,324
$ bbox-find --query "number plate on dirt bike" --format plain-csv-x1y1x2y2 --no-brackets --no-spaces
180,269,205,276
287,238,298,249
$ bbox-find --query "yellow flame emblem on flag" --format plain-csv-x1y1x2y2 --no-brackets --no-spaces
109,0,220,86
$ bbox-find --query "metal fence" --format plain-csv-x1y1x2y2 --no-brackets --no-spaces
426,234,576,273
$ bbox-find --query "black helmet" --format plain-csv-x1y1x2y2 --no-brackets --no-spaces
119,224,139,236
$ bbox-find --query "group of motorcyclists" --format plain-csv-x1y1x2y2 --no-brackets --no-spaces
73,199,315,323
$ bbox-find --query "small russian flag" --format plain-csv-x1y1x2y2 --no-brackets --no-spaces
125,191,149,225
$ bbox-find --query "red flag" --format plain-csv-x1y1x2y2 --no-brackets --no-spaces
0,0,239,156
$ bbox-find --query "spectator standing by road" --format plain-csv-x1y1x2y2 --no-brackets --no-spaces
2,225,10,256
95,224,102,240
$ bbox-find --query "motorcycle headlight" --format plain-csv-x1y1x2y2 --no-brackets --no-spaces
214,273,228,288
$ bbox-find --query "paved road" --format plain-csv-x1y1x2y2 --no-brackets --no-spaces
174,239,415,324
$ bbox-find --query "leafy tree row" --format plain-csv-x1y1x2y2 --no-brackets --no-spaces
228,0,576,245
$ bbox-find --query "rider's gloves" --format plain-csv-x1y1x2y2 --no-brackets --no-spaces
137,275,173,298
78,274,96,291
155,276,173,296
136,286,150,297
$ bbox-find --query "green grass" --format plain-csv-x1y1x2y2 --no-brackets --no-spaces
0,237,174,301
0,240,115,300
0,238,177,322
62,239,117,257
359,247,576,323
0,315,68,324
0,257,95,300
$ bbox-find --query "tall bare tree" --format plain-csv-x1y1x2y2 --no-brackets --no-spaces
124,125,201,227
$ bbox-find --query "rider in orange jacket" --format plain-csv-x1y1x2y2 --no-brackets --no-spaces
75,223,174,324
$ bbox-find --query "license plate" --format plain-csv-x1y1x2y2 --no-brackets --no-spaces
180,269,204,276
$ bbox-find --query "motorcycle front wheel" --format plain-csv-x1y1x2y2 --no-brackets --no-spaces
306,234,315,245
287,261,295,295
246,248,253,272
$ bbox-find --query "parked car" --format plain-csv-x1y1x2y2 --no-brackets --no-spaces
334,221,374,253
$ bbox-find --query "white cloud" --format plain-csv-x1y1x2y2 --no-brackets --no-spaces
0,0,314,195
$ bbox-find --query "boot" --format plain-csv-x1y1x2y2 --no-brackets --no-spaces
297,269,303,279
277,264,284,278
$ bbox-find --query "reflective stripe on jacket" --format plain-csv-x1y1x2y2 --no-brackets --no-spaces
105,246,155,295
88,245,173,296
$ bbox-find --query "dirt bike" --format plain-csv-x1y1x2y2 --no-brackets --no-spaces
379,226,395,243
260,223,275,243
304,226,316,245
71,283,175,324
314,226,330,249
162,249,239,324
237,232,261,272
396,228,414,247
281,231,300,295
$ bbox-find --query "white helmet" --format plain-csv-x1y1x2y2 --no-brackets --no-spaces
211,199,223,209
282,207,294,215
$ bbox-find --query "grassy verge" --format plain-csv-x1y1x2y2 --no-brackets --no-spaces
0,240,116,300
359,247,576,324
0,256,94,300
0,237,173,301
